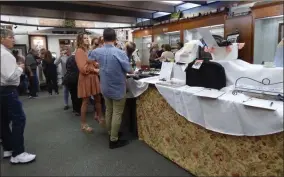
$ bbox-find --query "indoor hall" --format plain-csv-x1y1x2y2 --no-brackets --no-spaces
0,1,283,177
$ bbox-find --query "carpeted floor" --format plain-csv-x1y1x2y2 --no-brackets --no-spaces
1,91,192,176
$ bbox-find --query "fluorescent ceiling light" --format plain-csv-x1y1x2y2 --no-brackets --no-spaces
153,12,171,18
207,1,217,4
164,31,180,34
177,3,200,10
161,1,183,4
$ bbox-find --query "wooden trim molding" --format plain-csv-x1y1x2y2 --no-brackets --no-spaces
252,1,283,19
152,22,181,35
181,13,226,31
132,28,152,38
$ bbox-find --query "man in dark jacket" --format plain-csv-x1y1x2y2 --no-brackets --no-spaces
63,52,82,116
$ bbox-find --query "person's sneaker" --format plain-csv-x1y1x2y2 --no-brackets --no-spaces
55,92,59,95
3,151,12,158
74,112,81,116
109,139,129,149
64,106,69,110
10,152,36,164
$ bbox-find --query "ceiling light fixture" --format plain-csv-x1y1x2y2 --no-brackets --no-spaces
161,1,183,4
177,2,200,10
207,1,217,4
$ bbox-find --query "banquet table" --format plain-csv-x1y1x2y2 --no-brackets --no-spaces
135,84,283,176
124,60,284,176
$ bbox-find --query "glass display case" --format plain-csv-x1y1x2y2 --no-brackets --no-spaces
154,31,180,50
183,24,224,43
253,16,283,65
134,36,152,65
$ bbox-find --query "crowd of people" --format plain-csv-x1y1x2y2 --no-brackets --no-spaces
0,27,141,165
149,42,183,68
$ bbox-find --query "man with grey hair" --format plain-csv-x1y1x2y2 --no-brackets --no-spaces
26,48,39,98
0,28,36,164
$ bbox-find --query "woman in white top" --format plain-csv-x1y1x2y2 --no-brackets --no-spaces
157,44,174,62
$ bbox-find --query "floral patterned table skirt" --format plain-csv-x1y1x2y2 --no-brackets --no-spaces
136,87,283,177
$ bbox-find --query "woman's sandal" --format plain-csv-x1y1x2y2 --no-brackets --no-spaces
81,124,93,133
94,116,105,126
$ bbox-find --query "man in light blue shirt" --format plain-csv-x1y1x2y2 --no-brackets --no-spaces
89,28,133,149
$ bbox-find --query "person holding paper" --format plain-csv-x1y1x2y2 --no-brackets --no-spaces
1,28,36,164
89,28,133,149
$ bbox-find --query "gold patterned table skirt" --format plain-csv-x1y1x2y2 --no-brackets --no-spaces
136,87,283,177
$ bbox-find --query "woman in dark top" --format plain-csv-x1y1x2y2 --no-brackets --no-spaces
63,53,82,116
43,50,59,95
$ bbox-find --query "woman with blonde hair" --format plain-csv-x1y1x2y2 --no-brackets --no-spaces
75,32,103,133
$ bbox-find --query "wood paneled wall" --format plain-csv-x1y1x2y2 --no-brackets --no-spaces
132,28,152,38
225,15,254,63
252,1,283,19
152,22,181,35
181,13,225,30
132,2,283,64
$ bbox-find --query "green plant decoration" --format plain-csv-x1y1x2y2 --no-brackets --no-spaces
63,19,75,28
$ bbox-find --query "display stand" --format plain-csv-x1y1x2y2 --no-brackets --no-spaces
233,77,283,97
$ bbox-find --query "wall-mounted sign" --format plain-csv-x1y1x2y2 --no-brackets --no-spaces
39,18,94,28
39,18,64,26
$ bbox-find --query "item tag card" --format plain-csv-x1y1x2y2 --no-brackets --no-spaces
192,60,203,70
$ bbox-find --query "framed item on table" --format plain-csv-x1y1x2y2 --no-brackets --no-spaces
29,35,48,51
226,33,239,43
12,44,27,57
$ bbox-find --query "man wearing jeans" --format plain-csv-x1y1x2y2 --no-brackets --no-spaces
0,28,36,164
89,28,133,149
25,48,39,98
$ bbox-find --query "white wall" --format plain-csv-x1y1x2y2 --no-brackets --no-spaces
15,35,29,49
14,34,77,57
47,35,77,58
254,16,283,64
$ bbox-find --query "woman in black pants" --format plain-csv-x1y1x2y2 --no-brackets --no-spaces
43,50,59,95
63,53,82,116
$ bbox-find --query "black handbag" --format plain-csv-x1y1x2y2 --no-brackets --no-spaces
185,59,226,90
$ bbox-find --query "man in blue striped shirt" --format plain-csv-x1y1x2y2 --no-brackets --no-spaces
89,28,133,149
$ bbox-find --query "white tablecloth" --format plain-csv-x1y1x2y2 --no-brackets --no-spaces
126,78,149,98
155,84,283,136
125,60,284,136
